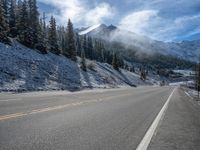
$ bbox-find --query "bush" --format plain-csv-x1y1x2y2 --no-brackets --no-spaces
87,62,96,71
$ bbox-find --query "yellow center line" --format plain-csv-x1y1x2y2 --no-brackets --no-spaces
0,113,27,121
0,91,149,121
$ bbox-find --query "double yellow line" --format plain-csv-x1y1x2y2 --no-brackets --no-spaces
0,101,95,121
0,91,145,121
0,113,27,121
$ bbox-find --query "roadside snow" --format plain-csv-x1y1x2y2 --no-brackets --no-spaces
187,89,199,100
0,41,152,92
173,70,194,77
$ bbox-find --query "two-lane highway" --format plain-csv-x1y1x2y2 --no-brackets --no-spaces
0,86,174,150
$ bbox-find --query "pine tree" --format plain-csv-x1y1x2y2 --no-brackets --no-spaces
0,0,10,44
140,68,147,81
28,0,39,48
0,0,9,43
17,0,30,46
94,39,103,62
130,66,135,72
48,16,60,54
87,36,93,60
66,19,76,61
8,0,17,37
60,32,66,54
95,40,100,61
35,19,47,53
0,1,3,22
57,26,64,53
3,0,9,31
75,33,81,57
15,0,22,34
81,48,87,71
99,41,105,62
118,57,124,68
82,35,88,58
41,12,48,52
112,53,119,70
102,48,112,64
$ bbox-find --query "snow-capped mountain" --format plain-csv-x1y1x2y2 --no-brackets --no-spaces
78,24,117,37
78,24,200,62
79,24,102,35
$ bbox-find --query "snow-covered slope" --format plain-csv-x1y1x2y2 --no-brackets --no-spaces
0,41,152,92
79,24,101,35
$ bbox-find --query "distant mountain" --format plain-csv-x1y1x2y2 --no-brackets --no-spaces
151,40,200,62
78,24,200,62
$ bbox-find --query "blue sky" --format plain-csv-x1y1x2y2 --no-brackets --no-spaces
38,0,200,42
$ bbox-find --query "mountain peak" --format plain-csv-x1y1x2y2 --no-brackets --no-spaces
99,24,107,28
78,24,117,36
108,24,117,30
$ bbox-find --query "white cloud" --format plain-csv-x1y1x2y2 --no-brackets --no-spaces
39,0,84,24
175,14,200,26
85,3,114,26
119,9,200,41
121,0,200,41
119,10,158,35
154,14,200,41
38,0,115,26
39,0,200,41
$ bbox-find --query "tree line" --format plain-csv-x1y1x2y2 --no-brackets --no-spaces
0,0,124,71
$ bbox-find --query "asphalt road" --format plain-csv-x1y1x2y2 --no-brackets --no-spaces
148,87,200,150
0,86,186,150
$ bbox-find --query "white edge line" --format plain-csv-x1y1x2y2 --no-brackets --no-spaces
136,87,176,150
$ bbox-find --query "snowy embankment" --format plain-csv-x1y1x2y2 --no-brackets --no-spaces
0,40,152,92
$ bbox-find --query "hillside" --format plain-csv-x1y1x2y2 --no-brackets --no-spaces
0,40,153,92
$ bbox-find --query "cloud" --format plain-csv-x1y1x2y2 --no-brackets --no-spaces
38,0,84,24
38,0,115,26
119,10,158,35
85,3,114,26
152,14,200,41
175,14,200,26
119,9,200,41
39,0,200,41
121,0,200,41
